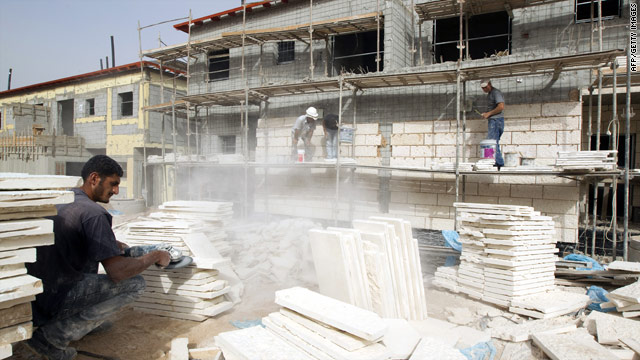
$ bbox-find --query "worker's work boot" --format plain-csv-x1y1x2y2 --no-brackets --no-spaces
24,331,77,360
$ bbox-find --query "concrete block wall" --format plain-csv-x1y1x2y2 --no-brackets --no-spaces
253,100,583,242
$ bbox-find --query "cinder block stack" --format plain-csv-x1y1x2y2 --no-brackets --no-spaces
0,173,79,359
120,201,239,321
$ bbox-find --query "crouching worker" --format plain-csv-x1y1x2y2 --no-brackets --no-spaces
25,155,171,360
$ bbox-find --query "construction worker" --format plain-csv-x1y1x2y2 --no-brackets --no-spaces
291,106,319,162
481,79,505,170
323,113,339,160
25,155,171,360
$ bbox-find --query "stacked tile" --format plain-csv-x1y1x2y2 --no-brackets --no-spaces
555,150,618,170
432,161,474,172
0,173,79,359
216,287,391,360
455,203,558,308
605,279,640,318
308,216,427,321
455,213,487,300
152,201,234,255
121,201,238,321
432,265,459,293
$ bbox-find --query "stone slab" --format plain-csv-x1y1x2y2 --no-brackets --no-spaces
381,318,420,360
308,229,355,306
215,325,315,360
510,290,590,314
169,337,189,360
0,321,32,344
0,174,81,190
275,287,387,342
0,191,74,208
491,317,578,342
0,274,42,303
608,280,640,303
409,337,466,360
607,261,640,273
531,329,618,360
586,311,640,346
0,344,11,359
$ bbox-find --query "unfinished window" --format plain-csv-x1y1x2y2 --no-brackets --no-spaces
221,135,236,154
433,12,511,63
86,98,95,116
208,49,230,81
277,41,295,64
119,92,133,117
576,0,621,22
331,30,383,76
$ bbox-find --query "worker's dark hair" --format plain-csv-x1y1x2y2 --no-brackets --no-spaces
81,155,123,181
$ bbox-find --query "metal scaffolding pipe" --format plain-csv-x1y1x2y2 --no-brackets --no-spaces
336,77,344,226
624,44,631,260
611,59,618,258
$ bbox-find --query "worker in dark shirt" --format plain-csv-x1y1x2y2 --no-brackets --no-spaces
25,155,171,360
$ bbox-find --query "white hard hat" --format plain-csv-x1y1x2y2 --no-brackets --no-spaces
480,79,490,88
306,107,319,119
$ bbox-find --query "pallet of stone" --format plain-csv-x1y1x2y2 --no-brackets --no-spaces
0,173,81,190
606,280,640,317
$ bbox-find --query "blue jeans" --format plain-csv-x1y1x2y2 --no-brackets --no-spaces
488,117,504,167
36,273,145,349
325,128,338,159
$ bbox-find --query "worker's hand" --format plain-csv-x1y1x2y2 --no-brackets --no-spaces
154,250,171,267
116,240,129,254
481,112,490,119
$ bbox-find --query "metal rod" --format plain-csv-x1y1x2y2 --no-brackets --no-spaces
454,0,464,230
137,21,148,207
591,67,603,257
242,2,249,218
111,35,116,67
309,0,314,79
611,59,617,258
376,0,380,72
336,77,344,226
624,44,631,260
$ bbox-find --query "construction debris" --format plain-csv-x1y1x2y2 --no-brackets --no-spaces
530,328,618,360
0,173,80,359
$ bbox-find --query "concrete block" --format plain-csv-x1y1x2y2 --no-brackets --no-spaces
511,145,537,158
391,134,424,146
365,135,383,145
543,185,579,201
415,204,451,218
393,123,405,134
478,183,511,197
410,145,433,157
511,131,557,145
357,157,382,166
434,133,457,145
531,116,581,131
556,130,581,145
505,118,532,132
498,197,533,207
532,199,578,215
536,144,578,159
391,191,409,204
355,146,378,157
404,121,433,133
465,195,499,204
433,120,451,133
505,103,542,118
356,123,379,135
389,203,417,216
437,193,456,206
402,215,426,229
511,184,543,198
274,127,292,136
558,227,578,243
541,102,581,117
464,119,487,133
389,179,422,192
392,146,411,157
408,192,438,205
355,135,367,145
390,157,426,168
420,181,449,194
429,218,456,230
536,176,577,185
436,146,456,158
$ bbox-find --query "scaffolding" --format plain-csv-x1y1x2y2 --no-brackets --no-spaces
140,0,635,260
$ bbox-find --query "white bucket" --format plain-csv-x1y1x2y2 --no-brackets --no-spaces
479,139,497,160
504,152,519,167
297,149,305,163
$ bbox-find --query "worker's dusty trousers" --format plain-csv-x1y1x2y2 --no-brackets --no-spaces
488,117,505,167
35,273,145,349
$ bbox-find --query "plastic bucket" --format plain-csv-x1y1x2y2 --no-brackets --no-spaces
297,149,305,163
479,139,497,160
504,152,519,167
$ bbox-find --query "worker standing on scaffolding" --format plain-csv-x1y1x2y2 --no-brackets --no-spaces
291,106,319,162
481,80,505,170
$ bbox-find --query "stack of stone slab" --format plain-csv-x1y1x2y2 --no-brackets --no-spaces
434,202,589,318
216,287,397,360
308,216,427,320
605,277,640,318
0,173,79,359
119,201,239,321
555,150,618,170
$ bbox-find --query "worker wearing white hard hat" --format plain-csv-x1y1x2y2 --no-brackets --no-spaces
291,106,319,162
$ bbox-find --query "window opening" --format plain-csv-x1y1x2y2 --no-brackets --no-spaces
119,92,133,117
277,41,295,64
330,30,383,75
221,135,236,154
208,49,230,81
86,99,95,116
576,0,621,22
433,11,511,63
